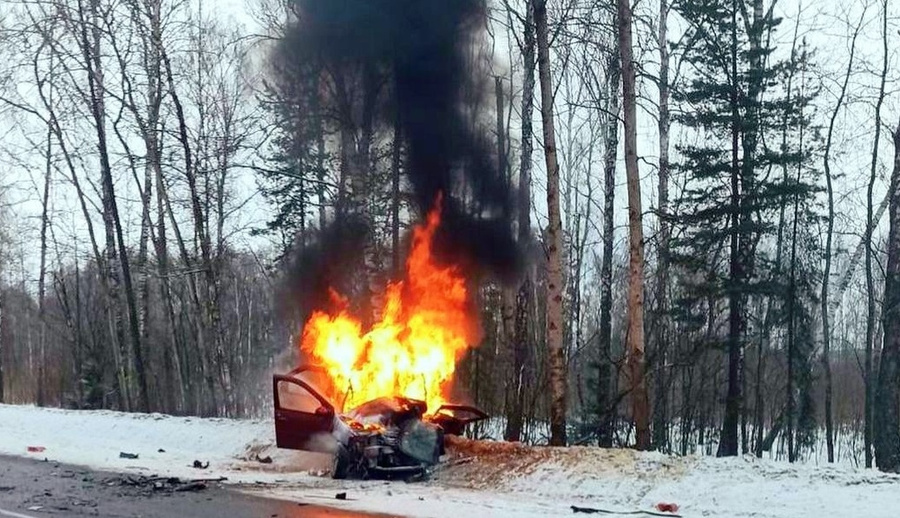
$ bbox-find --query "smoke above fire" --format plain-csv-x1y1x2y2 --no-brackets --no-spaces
280,0,521,315
275,0,522,411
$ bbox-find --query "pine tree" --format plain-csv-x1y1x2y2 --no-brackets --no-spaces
671,0,820,456
256,61,332,253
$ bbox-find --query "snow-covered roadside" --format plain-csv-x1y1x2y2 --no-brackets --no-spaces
2,404,899,518
0,404,327,483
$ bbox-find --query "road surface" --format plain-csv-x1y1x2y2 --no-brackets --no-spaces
0,455,396,518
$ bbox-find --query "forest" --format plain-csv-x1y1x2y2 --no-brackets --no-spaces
1,0,900,474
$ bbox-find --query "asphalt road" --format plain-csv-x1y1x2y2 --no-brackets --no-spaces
0,455,396,518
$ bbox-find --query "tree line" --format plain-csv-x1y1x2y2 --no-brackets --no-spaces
1,0,900,473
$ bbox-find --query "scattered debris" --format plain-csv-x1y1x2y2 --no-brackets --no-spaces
108,475,227,495
174,482,207,492
254,454,273,464
27,446,46,453
335,492,348,500
655,502,680,513
192,460,209,469
570,505,682,517
119,452,139,459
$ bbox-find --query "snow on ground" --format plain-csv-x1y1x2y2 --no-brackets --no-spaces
1,403,898,517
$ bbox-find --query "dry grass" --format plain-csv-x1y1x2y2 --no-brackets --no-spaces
437,436,691,490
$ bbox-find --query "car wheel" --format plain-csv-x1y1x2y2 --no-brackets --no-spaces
332,445,351,479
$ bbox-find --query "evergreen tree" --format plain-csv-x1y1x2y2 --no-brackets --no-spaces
671,0,820,456
780,41,823,461
256,59,333,255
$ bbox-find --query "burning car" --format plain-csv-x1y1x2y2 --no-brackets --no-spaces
274,365,487,479
275,202,490,479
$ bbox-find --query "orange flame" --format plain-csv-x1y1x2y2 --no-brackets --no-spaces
299,200,476,413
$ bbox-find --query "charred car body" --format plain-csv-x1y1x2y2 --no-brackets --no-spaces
273,366,487,479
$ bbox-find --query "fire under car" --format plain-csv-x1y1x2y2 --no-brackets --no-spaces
273,366,488,480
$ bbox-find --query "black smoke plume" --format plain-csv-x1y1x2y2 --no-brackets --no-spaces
279,0,520,315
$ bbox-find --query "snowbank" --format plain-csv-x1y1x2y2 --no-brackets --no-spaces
1,404,899,517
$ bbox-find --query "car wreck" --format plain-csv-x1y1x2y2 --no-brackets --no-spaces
273,366,487,479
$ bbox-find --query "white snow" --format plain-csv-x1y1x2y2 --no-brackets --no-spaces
1,403,899,517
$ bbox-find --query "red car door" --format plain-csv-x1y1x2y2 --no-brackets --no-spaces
273,375,337,452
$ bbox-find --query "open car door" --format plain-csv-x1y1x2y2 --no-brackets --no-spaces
273,374,337,452
429,404,489,436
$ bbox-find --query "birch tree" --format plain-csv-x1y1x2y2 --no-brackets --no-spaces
534,0,567,446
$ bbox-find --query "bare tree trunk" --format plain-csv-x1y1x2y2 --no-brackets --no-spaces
617,0,649,451
651,0,671,452
359,64,379,317
496,72,521,439
505,2,536,443
76,0,150,412
495,74,514,353
143,0,179,413
785,56,808,462
160,41,217,415
598,43,620,449
37,100,53,407
314,71,327,230
31,30,115,407
337,125,352,219
0,273,4,403
780,20,802,463
534,0,567,446
391,110,402,276
875,118,900,473
154,166,186,412
718,0,743,457
757,170,789,457
866,0,889,468
754,320,766,457
821,12,861,464
495,75,508,184
123,110,154,412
